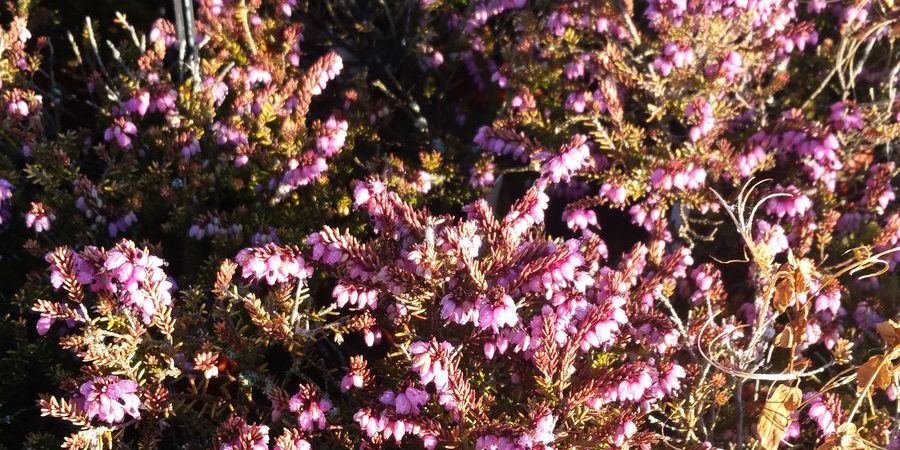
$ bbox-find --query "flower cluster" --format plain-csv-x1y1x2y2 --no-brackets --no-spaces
103,241,175,323
25,201,53,232
235,244,313,286
42,240,174,327
76,376,142,425
287,384,332,432
300,177,702,447
5,0,900,449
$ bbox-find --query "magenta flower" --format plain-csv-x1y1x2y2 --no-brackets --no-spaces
341,356,370,392
564,208,597,232
755,220,789,256
765,185,813,218
504,185,549,237
650,163,706,191
333,281,378,309
521,240,592,298
341,374,364,392
599,182,627,204
612,419,637,447
586,363,654,408
807,0,828,12
466,0,525,31
36,313,54,335
211,121,248,146
686,263,724,305
581,295,628,351
545,9,573,36
476,434,520,450
516,407,557,448
218,419,270,450
0,178,12,203
829,101,864,130
564,57,585,79
474,126,534,161
735,145,767,177
25,201,54,233
353,407,439,448
235,243,313,286
755,125,842,192
861,162,895,214
288,384,331,431
362,327,382,347
202,76,229,105
103,117,138,149
565,91,589,113
686,99,716,142
316,116,348,157
148,19,177,47
654,363,687,397
535,134,590,184
6,98,29,117
47,246,108,294
104,240,174,323
245,66,273,88
108,211,138,238
807,394,837,436
277,151,330,194
77,376,141,424
840,2,869,25
310,53,343,95
352,179,385,208
149,89,177,114
653,42,694,76
441,294,479,326
477,292,519,332
307,231,351,266
408,340,453,389
123,91,150,116
708,51,743,82
180,136,201,159
380,386,429,416
469,160,496,188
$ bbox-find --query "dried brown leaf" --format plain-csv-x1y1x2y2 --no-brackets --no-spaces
875,320,900,348
816,423,872,450
773,277,794,313
774,327,794,348
856,355,893,392
757,384,802,450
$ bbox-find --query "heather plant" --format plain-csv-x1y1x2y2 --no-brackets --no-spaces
2,0,365,446
445,0,900,241
412,1,900,446
0,0,898,449
1,0,470,445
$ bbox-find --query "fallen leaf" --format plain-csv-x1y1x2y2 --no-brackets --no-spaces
758,384,802,450
773,277,794,312
774,327,794,348
875,320,900,347
816,423,872,450
856,355,893,392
